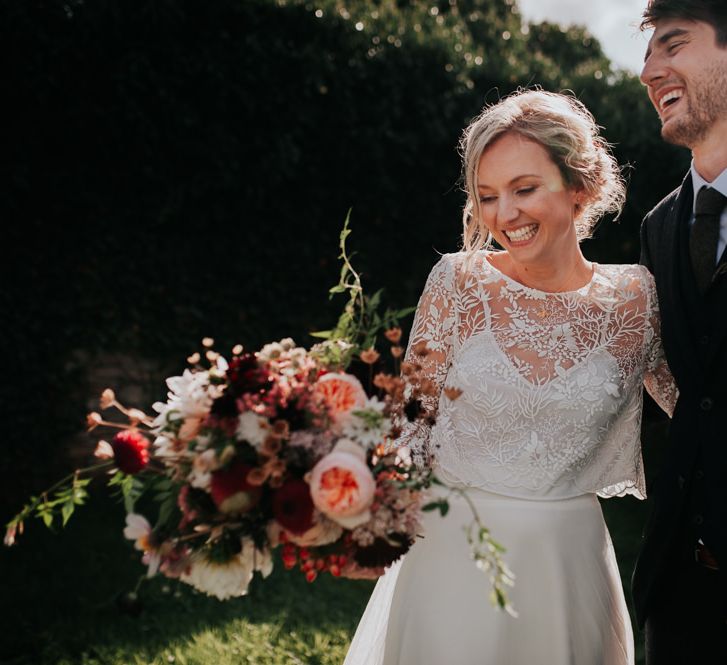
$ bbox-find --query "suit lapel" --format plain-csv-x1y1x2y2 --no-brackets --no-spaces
661,177,707,381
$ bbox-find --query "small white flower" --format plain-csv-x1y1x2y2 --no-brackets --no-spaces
123,513,152,547
236,411,269,448
94,439,114,459
153,435,178,458
188,449,219,490
342,396,391,448
123,513,161,575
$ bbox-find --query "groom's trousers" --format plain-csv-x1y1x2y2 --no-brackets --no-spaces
644,548,727,664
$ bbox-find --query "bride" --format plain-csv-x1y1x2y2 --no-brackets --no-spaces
343,90,676,665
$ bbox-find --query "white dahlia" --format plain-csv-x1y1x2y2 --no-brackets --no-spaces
181,540,273,600
152,369,219,431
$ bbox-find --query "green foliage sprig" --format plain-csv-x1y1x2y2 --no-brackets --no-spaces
310,211,415,369
421,478,516,615
4,463,109,545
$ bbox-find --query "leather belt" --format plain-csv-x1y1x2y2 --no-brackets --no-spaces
695,542,720,571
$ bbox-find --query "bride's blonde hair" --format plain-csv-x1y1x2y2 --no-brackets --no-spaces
459,90,625,264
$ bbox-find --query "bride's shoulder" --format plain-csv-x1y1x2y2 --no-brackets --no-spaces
596,263,656,301
430,250,495,276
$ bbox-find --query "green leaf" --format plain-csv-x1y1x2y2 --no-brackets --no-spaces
40,511,53,528
72,487,88,505
156,493,178,528
61,500,74,526
397,306,417,318
421,499,449,516
309,330,332,339
154,478,173,491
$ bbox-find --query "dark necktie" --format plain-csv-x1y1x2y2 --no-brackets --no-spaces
690,186,727,293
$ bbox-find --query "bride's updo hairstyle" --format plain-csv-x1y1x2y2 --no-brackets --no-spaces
459,89,625,257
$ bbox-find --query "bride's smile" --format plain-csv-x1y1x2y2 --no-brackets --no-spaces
475,131,592,293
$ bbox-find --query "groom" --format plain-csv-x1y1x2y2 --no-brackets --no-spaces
634,0,727,662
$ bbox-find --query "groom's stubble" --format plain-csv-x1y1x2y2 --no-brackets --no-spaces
661,58,727,149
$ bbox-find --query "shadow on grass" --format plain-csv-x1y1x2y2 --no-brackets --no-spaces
0,489,373,665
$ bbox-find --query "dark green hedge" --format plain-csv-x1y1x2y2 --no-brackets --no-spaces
2,0,687,503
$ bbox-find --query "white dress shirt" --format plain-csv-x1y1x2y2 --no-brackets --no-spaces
690,162,727,262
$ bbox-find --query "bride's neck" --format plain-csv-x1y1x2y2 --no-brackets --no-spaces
501,252,592,293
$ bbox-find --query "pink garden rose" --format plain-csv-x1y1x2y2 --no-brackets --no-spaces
308,438,375,529
314,372,367,426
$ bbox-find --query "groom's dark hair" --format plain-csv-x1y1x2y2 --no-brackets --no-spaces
640,0,727,46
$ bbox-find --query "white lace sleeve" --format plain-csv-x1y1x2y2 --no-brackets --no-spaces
641,268,678,417
398,255,456,468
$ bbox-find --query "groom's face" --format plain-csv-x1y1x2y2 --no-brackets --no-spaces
641,18,727,149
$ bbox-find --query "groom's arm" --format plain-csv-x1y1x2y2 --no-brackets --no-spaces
639,213,654,273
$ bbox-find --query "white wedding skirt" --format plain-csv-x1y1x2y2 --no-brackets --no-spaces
343,488,633,665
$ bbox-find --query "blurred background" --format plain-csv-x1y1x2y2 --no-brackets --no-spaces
1,1,687,663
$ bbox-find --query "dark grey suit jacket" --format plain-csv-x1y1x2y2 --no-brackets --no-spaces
633,173,727,627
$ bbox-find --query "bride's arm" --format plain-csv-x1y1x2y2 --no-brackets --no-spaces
641,269,678,417
396,255,456,468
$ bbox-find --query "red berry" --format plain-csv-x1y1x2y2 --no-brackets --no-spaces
330,564,341,577
282,556,297,570
305,570,317,583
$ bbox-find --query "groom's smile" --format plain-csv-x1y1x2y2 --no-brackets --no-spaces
657,87,683,113
641,18,727,151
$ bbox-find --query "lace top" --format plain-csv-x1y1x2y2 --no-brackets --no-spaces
400,252,677,500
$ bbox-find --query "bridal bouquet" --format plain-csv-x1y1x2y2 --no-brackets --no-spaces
5,218,513,609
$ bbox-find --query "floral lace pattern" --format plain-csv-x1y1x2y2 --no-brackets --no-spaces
399,252,676,499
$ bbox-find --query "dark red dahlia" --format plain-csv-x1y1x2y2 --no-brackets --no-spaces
209,461,262,514
272,478,314,534
352,533,413,568
209,390,239,419
227,353,272,396
111,430,150,474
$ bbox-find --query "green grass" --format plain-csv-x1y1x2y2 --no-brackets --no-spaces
0,491,373,665
2,420,667,664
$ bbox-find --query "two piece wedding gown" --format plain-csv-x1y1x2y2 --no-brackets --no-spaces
344,252,677,665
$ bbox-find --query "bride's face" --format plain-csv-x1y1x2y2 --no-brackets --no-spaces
476,132,582,265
